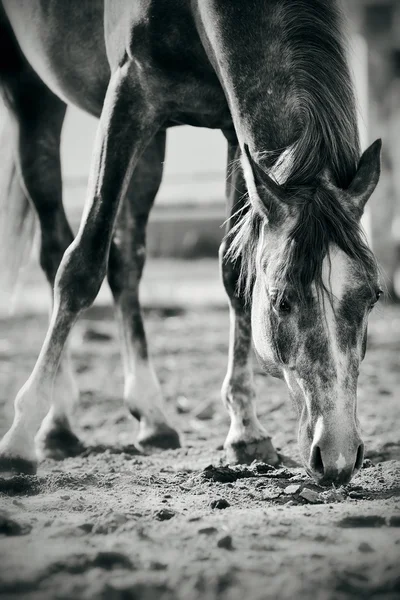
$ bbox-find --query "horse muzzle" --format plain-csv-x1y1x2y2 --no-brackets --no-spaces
299,417,364,486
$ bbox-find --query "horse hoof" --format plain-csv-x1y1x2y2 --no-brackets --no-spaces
138,423,181,451
37,426,85,461
0,455,37,476
225,437,280,466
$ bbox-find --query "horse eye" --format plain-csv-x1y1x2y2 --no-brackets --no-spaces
279,299,291,313
370,289,383,309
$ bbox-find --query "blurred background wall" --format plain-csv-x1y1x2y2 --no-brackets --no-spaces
59,0,400,291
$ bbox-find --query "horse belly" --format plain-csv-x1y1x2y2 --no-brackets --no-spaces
2,0,110,116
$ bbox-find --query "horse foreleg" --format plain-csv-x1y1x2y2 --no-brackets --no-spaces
220,140,279,466
108,130,180,451
0,62,160,474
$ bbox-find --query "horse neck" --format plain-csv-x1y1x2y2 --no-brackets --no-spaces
195,0,359,184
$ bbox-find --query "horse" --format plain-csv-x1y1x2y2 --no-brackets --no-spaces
0,0,382,486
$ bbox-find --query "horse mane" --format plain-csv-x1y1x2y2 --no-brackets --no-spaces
228,0,377,303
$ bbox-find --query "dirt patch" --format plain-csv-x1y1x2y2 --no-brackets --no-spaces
0,296,400,599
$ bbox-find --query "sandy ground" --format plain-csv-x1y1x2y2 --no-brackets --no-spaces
0,259,399,600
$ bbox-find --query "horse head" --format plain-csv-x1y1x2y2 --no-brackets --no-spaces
237,140,382,486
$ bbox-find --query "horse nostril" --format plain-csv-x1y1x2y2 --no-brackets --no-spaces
354,443,364,471
310,445,324,475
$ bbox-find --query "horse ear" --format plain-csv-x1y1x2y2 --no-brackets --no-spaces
242,144,287,220
348,139,382,214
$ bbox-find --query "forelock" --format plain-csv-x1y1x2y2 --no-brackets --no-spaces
272,187,377,305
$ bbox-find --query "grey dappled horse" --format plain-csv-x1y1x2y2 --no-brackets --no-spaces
0,1,382,486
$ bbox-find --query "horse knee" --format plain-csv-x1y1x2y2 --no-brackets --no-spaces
54,243,105,313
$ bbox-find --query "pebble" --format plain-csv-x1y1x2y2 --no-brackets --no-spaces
60,495,71,501
262,488,282,500
217,534,233,550
283,484,301,495
155,509,176,521
176,395,191,414
299,488,322,504
210,498,230,510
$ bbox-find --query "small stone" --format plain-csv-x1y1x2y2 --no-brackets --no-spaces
262,488,282,500
388,515,400,527
210,498,230,510
155,509,175,521
299,488,322,504
283,484,301,495
198,526,218,535
358,542,374,553
217,534,233,550
176,396,192,414
60,495,71,500
362,458,375,469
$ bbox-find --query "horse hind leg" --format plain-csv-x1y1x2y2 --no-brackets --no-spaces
219,139,279,465
108,130,180,451
0,49,83,467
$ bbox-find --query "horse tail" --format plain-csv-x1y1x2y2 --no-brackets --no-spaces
0,96,36,306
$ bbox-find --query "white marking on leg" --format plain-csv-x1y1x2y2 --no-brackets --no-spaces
223,306,267,444
35,347,79,454
124,360,168,426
